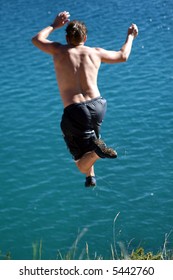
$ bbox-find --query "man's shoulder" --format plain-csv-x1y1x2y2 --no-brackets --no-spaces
85,46,106,55
81,45,102,55
52,43,70,55
83,45,98,50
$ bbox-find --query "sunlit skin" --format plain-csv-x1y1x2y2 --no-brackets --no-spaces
32,11,138,179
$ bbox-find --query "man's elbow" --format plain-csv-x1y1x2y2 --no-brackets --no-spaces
121,52,129,62
32,34,42,47
31,35,38,46
117,49,129,62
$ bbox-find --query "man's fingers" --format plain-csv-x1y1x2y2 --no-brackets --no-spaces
130,23,138,36
132,23,138,32
59,11,70,19
57,11,70,25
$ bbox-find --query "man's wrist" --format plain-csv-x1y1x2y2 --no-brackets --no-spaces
50,23,60,30
50,24,55,29
128,34,135,40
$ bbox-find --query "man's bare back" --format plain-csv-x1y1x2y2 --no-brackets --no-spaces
32,11,138,108
53,45,101,107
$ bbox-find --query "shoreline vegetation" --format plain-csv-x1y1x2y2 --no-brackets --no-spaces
1,238,173,260
1,241,173,260
1,214,173,260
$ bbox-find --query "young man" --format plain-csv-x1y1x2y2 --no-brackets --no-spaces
32,11,138,187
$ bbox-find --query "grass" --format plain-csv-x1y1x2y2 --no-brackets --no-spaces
1,239,172,260
55,230,173,260
1,213,173,260
0,250,11,260
1,244,172,260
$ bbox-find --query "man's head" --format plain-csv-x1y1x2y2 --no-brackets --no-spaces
66,20,87,46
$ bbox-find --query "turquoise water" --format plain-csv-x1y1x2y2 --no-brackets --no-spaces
0,0,173,259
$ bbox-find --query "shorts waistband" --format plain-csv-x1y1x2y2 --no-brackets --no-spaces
64,97,104,112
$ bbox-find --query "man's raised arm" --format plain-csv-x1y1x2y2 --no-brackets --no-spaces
97,23,138,63
32,11,70,55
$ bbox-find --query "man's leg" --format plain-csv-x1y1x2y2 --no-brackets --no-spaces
75,139,117,174
76,152,98,187
85,165,96,187
75,151,100,175
86,165,95,177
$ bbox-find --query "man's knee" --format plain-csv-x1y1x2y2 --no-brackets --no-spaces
75,161,88,174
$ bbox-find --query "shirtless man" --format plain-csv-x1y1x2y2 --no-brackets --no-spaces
32,11,138,187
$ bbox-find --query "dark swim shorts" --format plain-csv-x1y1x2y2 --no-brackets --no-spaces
60,97,107,160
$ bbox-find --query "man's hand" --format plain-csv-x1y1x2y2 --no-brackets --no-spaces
51,11,70,29
32,11,70,55
128,23,138,38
